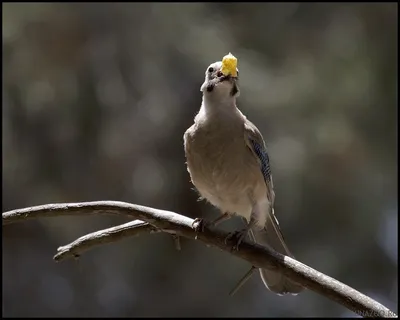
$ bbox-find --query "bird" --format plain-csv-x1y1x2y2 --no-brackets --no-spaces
183,54,304,295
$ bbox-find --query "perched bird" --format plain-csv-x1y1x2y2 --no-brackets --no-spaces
183,53,304,295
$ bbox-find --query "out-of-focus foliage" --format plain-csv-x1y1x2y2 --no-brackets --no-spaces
2,3,397,317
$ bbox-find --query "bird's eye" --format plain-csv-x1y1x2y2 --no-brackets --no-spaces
208,67,214,73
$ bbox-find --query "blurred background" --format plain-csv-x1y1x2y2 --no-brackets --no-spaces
2,2,398,317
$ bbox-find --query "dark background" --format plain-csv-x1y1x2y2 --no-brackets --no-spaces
2,3,397,317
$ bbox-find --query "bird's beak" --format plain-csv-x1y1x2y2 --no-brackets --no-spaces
218,73,237,84
219,74,230,82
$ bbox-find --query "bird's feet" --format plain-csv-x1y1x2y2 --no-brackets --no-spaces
224,228,249,251
192,218,208,233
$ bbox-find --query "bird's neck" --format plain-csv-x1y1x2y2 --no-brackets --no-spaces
201,95,238,118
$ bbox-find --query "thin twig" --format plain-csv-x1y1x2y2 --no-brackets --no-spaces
54,220,159,261
229,266,257,296
172,234,181,251
2,201,397,318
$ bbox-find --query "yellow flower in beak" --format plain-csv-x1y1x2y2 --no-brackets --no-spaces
221,52,238,78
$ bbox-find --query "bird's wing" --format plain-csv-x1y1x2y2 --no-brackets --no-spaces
243,119,292,255
243,119,275,204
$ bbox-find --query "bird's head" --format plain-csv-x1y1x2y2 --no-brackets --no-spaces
200,54,240,99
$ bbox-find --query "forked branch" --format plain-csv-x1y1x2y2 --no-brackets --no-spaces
2,201,397,318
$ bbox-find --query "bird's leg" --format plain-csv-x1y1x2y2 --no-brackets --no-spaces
209,212,232,228
225,216,257,251
192,212,231,233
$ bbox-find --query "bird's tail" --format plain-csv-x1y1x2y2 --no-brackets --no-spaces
249,209,304,295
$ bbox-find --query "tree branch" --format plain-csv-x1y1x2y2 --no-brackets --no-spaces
2,201,397,318
54,220,159,261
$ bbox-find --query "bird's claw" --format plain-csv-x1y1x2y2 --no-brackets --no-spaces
224,228,248,251
192,218,206,233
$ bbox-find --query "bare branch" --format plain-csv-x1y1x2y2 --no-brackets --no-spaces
54,220,159,261
2,201,397,318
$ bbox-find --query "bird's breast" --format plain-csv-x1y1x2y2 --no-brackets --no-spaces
184,124,265,217
185,126,245,181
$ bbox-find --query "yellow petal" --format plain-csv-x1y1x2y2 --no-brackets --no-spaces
221,52,238,77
